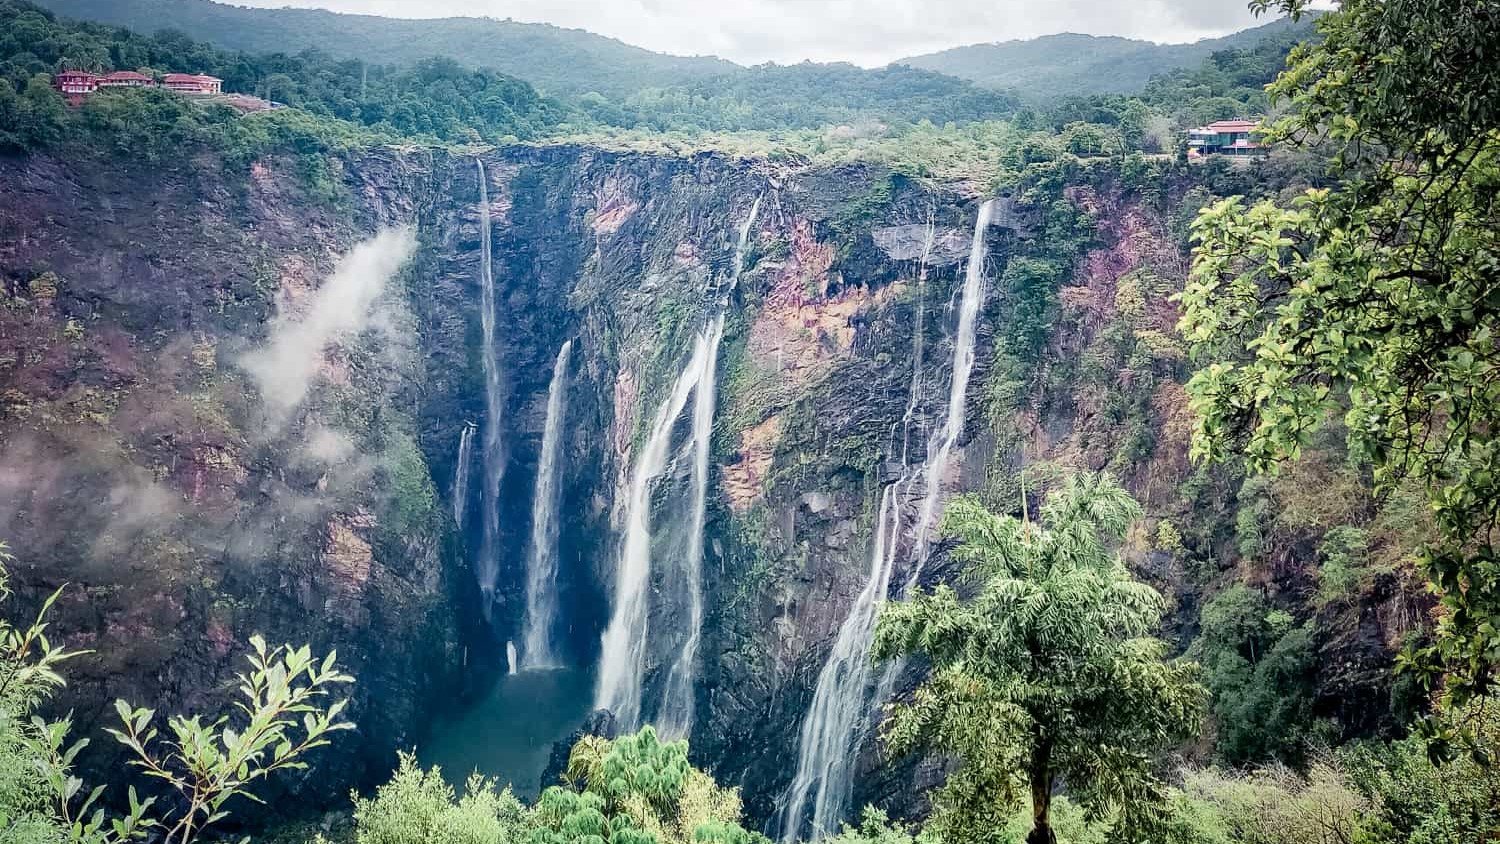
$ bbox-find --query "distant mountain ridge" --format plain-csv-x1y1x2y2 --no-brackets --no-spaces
31,0,738,98
33,0,1317,108
898,16,1317,98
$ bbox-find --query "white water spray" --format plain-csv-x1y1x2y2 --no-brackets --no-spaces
522,340,573,670
506,641,518,675
474,158,506,617
780,201,995,842
595,198,760,735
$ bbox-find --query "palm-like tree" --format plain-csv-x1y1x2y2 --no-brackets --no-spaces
874,473,1204,844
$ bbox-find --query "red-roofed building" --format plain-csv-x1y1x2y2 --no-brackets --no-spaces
53,70,99,96
162,73,223,94
97,70,154,88
1187,118,1266,157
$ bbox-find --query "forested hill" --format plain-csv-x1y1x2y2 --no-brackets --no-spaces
29,0,736,98
899,15,1316,98
14,0,1020,132
35,0,1312,107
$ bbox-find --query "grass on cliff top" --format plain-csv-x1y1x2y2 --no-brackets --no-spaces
534,120,1031,189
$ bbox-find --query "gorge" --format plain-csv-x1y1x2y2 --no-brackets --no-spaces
0,136,1419,836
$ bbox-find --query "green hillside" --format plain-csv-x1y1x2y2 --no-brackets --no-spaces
898,15,1316,98
30,0,737,98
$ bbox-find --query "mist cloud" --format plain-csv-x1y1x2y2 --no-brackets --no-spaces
240,226,418,414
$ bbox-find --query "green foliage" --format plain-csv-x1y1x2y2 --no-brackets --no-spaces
616,65,1018,133
997,258,1065,362
1194,585,1322,764
1177,0,1500,709
0,544,355,844
0,0,566,152
1315,525,1372,609
107,635,355,843
873,474,1205,844
529,727,764,844
1340,696,1500,844
0,73,65,151
1164,759,1381,844
351,753,529,844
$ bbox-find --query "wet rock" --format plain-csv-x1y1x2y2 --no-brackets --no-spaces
871,224,971,265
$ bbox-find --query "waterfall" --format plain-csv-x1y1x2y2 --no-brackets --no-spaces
906,198,997,578
777,483,906,843
522,340,573,670
779,201,994,843
595,198,760,735
594,316,726,731
453,423,475,529
506,641,518,675
474,158,506,618
658,195,760,738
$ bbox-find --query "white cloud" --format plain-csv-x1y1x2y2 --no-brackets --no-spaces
228,0,1299,67
239,226,417,414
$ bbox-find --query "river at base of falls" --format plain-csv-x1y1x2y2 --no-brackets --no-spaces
418,666,595,801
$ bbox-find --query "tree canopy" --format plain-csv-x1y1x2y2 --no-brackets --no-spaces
873,475,1205,844
1178,0,1500,731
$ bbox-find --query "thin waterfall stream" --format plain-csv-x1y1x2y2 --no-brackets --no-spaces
522,340,574,670
474,158,507,618
779,200,996,842
453,422,475,529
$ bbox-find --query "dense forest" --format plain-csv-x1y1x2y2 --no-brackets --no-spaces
1,0,1499,843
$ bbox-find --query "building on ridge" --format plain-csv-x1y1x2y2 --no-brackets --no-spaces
53,70,99,101
1186,119,1266,158
162,73,223,94
98,70,154,88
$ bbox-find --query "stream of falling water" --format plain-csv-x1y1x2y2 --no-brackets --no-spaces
453,422,475,529
658,197,761,738
594,198,760,736
780,200,995,842
522,340,573,670
474,158,506,618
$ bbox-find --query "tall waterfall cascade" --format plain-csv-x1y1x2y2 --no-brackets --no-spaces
594,198,761,737
779,200,996,843
522,340,573,670
474,158,507,618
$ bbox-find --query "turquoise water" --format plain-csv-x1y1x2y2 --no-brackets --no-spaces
418,666,595,800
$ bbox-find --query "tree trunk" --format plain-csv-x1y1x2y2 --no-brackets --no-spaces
1026,738,1057,844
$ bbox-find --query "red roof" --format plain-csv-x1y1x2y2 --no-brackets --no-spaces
101,71,152,82
55,70,97,80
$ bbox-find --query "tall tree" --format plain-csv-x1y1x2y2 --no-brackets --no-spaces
873,474,1204,844
1178,0,1500,734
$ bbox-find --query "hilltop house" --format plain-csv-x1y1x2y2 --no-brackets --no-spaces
52,70,225,101
1187,119,1265,158
53,70,98,96
98,70,153,88
162,73,223,94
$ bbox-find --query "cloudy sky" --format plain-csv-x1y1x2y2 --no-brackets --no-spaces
230,0,1312,67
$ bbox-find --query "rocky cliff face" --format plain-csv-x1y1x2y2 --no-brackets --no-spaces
0,142,1416,825
0,148,461,812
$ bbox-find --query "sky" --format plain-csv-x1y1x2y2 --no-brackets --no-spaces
229,0,1321,67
